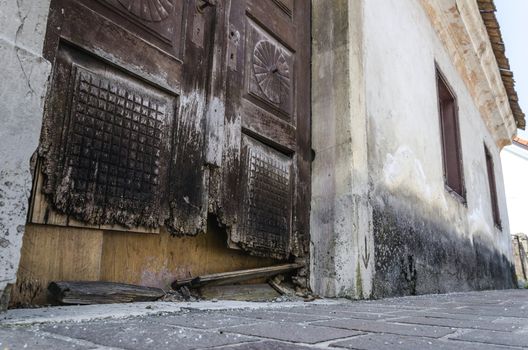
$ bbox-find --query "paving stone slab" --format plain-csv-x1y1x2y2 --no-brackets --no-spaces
0,327,95,350
390,316,525,332
493,316,528,326
449,329,528,348
221,322,363,344
310,304,421,313
385,310,500,321
40,319,254,350
437,306,528,318
218,310,334,323
350,301,453,310
2,289,527,350
147,310,265,329
212,340,316,349
330,333,521,350
311,318,455,338
324,312,395,321
283,307,398,320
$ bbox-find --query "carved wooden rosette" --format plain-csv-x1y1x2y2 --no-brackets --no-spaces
252,40,291,106
247,23,293,119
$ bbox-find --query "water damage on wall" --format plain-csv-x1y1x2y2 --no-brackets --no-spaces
372,191,516,298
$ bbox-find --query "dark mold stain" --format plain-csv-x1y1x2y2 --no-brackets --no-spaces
372,194,516,298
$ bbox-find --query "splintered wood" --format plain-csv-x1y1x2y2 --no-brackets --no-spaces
199,284,281,302
171,263,304,289
48,281,165,305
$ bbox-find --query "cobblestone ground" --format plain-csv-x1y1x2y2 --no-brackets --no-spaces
1,289,527,349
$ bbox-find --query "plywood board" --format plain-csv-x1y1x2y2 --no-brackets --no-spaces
12,220,277,306
11,225,103,306
100,221,277,290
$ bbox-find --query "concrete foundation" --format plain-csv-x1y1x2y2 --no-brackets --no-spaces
310,0,373,298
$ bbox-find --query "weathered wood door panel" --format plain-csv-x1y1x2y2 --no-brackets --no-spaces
219,0,311,259
35,0,310,260
38,0,216,234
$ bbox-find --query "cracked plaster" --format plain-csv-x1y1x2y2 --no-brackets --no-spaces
0,0,52,309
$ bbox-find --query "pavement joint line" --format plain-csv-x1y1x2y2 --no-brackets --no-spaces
303,333,371,348
438,327,474,340
203,339,331,350
206,333,371,350
212,322,366,345
214,310,335,323
151,318,273,333
309,319,460,338
197,338,267,350
144,315,273,331
30,328,125,350
105,314,275,336
201,339,268,349
446,335,528,349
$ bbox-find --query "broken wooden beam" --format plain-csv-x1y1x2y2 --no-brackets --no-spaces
172,263,304,289
268,278,296,297
48,281,165,305
199,284,280,302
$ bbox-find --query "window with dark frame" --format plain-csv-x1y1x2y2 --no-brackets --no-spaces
484,145,501,229
436,68,465,199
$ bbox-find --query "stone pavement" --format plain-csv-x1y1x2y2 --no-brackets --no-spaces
1,289,527,349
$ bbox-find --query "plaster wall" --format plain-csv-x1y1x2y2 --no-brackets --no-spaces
0,0,52,309
501,144,528,236
364,0,515,297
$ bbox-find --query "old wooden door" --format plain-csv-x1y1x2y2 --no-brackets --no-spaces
38,0,217,234
36,0,310,261
216,0,311,260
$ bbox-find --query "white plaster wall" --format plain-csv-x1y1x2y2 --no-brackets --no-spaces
501,144,528,235
363,0,512,258
0,0,52,305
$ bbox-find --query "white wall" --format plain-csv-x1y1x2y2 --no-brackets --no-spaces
363,0,514,295
501,143,528,235
365,0,511,251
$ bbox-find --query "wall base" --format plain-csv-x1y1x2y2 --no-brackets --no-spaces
372,195,516,298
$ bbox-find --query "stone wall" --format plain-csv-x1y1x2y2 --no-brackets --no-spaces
512,233,528,287
0,0,52,310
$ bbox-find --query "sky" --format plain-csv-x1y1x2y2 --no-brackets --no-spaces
495,0,528,139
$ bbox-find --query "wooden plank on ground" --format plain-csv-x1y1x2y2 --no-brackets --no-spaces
199,284,280,301
48,281,165,305
172,263,303,289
